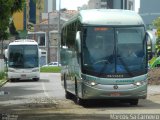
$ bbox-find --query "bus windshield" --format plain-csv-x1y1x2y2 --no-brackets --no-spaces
8,45,38,68
82,26,146,78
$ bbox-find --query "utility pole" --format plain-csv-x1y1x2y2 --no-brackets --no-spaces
47,12,50,63
57,0,61,65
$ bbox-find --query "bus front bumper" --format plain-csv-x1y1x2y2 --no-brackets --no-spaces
81,83,147,99
8,71,40,80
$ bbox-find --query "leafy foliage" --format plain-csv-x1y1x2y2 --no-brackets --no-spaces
40,66,61,73
0,72,5,80
0,0,25,41
10,0,25,15
0,0,13,40
153,17,160,39
153,17,160,29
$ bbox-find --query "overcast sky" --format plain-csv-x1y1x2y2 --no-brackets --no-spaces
59,0,89,10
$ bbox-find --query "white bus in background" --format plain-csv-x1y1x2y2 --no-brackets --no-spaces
5,39,41,81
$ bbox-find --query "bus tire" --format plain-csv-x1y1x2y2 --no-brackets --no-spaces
75,95,84,105
65,91,72,99
130,99,138,106
10,79,16,82
33,78,39,81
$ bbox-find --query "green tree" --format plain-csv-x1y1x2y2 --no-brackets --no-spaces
153,17,160,39
0,0,13,37
0,0,25,54
11,0,25,15
0,0,13,54
153,17,160,56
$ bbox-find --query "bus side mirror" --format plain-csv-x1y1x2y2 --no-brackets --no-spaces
146,31,156,60
76,31,81,53
4,49,8,59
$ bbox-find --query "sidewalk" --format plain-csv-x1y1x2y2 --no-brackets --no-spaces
148,85,160,95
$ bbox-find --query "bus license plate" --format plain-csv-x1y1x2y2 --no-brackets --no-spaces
21,74,26,78
110,92,120,96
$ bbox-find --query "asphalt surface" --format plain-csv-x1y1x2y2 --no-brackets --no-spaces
0,73,160,120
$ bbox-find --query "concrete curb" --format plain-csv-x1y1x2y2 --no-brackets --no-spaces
0,79,8,88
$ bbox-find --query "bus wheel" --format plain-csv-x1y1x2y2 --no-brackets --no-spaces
130,99,138,106
75,88,84,105
65,91,72,99
10,79,16,82
33,78,39,81
75,95,84,105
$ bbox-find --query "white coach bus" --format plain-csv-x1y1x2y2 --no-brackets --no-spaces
5,39,41,81
61,9,148,105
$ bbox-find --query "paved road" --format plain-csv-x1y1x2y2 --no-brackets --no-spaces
0,73,160,120
0,73,64,105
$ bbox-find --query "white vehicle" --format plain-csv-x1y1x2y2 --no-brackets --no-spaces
5,39,41,81
61,9,148,105
42,62,61,67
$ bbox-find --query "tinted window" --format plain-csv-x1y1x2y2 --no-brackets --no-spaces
9,45,38,68
82,26,146,78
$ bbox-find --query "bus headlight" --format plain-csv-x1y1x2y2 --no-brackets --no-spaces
91,82,96,86
134,81,147,86
85,80,98,86
32,69,39,72
135,82,141,86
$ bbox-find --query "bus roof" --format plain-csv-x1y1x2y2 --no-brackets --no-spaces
63,9,144,26
9,39,38,46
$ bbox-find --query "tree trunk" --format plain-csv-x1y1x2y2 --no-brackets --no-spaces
1,39,4,55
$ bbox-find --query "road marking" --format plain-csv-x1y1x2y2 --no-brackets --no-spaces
41,82,49,98
0,91,9,96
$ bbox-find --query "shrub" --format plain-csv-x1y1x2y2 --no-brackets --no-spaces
40,66,61,73
0,72,5,80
